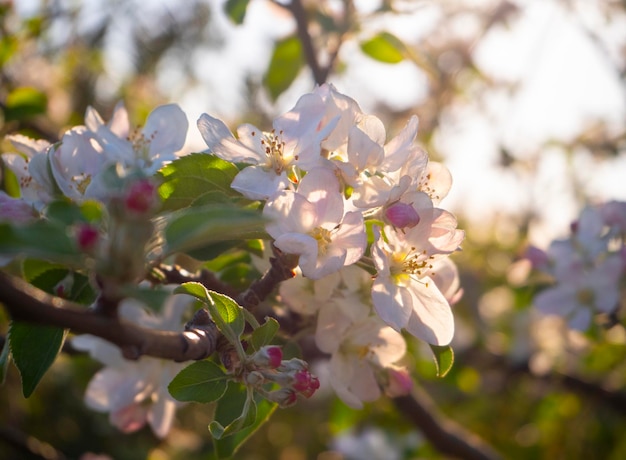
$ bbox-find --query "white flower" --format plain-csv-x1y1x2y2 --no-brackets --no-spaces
86,102,188,175
198,92,333,200
2,134,56,209
264,168,366,279
72,293,191,438
371,219,463,345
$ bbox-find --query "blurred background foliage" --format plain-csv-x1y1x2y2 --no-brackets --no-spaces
2,0,626,459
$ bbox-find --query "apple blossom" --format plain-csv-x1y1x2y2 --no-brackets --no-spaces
72,293,192,438
371,217,464,345
198,91,334,200
264,168,366,279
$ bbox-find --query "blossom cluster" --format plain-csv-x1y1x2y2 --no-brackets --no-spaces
201,84,464,407
1,84,463,427
527,201,626,331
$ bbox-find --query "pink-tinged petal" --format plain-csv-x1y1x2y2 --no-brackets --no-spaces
83,368,138,411
348,359,382,404
430,258,462,304
422,161,452,203
72,335,125,368
273,232,318,264
329,354,363,409
148,396,177,439
534,286,577,317
385,367,413,397
405,279,454,345
110,403,148,434
0,192,36,223
333,211,366,266
306,245,346,279
352,175,393,209
371,277,412,331
382,115,419,172
145,104,188,159
315,304,352,354
264,191,317,236
297,168,344,227
197,114,260,163
349,319,406,367
347,125,384,172
231,166,290,201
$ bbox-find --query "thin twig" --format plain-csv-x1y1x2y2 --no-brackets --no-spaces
393,387,502,460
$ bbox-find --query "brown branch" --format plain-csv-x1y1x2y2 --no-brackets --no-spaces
393,387,502,460
0,272,218,362
285,0,326,85
237,246,299,311
0,425,67,460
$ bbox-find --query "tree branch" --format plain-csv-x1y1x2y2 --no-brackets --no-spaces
0,272,218,362
285,0,326,85
393,387,502,460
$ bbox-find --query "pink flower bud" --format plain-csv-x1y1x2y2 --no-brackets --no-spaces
251,346,283,369
384,368,413,397
124,179,158,214
291,369,320,398
267,388,298,408
384,202,420,228
76,224,99,252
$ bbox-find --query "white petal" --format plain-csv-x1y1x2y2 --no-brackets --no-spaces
197,114,260,163
371,278,412,331
405,279,454,345
146,104,188,159
231,166,289,201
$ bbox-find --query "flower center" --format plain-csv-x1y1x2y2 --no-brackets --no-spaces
390,247,433,286
127,127,155,165
311,227,332,255
260,129,290,175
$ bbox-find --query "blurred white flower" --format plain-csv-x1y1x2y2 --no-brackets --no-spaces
72,293,191,438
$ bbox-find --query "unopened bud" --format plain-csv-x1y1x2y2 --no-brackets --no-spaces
124,179,158,214
53,273,75,298
291,369,320,398
245,370,265,387
267,388,298,408
250,346,283,369
384,367,413,397
277,357,307,373
76,224,99,252
384,202,420,228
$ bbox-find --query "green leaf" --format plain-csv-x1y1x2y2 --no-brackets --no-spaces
157,154,241,212
360,32,406,64
168,361,230,403
9,322,66,397
4,87,48,121
430,344,454,377
224,0,250,24
163,205,267,257
264,36,304,101
45,199,103,225
250,317,280,351
0,221,82,265
213,396,277,458
174,283,245,354
209,384,257,441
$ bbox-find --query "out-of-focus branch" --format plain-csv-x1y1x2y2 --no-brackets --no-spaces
276,0,353,85
393,387,502,460
0,272,218,362
0,425,67,460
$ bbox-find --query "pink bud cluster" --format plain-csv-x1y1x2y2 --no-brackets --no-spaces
245,346,320,407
